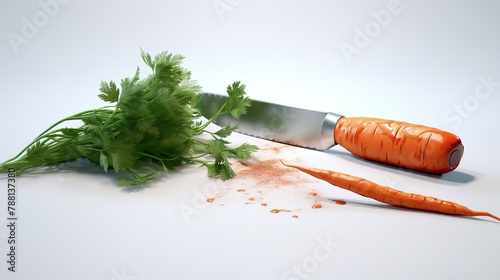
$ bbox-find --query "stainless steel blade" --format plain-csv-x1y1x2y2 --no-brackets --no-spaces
199,92,343,150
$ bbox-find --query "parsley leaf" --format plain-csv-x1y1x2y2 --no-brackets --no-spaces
224,81,252,118
98,80,120,103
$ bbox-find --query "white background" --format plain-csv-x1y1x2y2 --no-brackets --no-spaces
1,0,500,279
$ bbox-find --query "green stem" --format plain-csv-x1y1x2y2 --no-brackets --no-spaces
138,152,184,163
1,106,114,165
187,158,210,167
194,102,227,133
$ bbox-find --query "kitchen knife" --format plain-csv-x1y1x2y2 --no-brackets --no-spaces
199,93,464,174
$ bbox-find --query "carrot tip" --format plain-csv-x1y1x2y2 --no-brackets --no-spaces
488,213,500,222
279,159,294,168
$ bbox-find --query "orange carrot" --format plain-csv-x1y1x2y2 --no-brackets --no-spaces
282,161,500,222
333,117,464,174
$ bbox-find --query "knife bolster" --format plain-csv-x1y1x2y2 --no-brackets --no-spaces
321,113,344,150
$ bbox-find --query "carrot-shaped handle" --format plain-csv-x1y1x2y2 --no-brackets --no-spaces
333,117,464,174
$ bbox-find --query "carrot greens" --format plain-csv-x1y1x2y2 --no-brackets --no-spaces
0,49,258,185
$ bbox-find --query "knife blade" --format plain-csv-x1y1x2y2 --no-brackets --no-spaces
199,92,464,174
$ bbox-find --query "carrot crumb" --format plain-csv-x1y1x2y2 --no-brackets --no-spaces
292,215,298,219
261,203,268,207
206,198,215,203
312,203,322,209
335,200,346,205
270,209,291,214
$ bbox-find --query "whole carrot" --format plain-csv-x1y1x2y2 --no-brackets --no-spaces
281,161,500,222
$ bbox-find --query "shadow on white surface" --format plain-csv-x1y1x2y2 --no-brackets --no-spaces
7,158,173,192
323,148,476,185
326,197,500,225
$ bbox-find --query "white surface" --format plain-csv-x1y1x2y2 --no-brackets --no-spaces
1,0,500,279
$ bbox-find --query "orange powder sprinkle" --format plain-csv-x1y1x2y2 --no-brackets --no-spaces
235,159,302,186
270,209,291,214
312,203,322,209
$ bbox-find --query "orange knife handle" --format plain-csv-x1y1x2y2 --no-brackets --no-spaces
333,117,464,174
